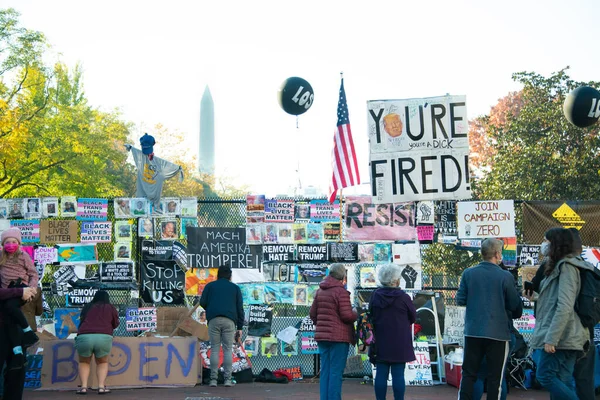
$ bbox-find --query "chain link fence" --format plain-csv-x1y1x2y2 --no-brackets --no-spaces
39,197,548,378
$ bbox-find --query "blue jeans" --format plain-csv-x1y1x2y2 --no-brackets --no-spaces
318,341,349,400
536,350,578,400
375,362,406,400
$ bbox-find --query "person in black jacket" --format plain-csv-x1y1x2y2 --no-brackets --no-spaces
199,265,244,388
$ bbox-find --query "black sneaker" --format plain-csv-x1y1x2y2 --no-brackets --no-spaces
22,330,39,348
8,353,24,370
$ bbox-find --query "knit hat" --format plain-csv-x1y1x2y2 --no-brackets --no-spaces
1,227,22,245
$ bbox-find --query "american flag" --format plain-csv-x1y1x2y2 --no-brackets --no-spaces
329,78,360,203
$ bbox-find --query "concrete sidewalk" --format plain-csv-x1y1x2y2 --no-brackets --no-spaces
26,379,549,399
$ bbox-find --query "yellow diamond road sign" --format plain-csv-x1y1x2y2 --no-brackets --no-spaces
552,203,585,229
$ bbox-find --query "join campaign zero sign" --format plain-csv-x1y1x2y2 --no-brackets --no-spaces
186,227,261,269
367,95,471,203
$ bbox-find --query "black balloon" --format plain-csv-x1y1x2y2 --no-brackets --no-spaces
563,86,600,128
278,77,314,116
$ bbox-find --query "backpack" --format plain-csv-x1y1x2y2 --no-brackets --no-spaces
574,265,600,329
356,311,375,352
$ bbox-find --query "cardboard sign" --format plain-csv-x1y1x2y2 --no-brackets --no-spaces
262,244,296,262
344,196,417,241
187,227,261,269
76,198,108,221
141,260,185,305
248,304,273,337
67,288,99,305
80,221,112,243
10,219,40,243
40,337,198,389
327,242,359,262
367,95,470,203
405,342,433,386
457,200,516,239
176,316,209,341
39,220,78,244
443,306,466,346
126,307,157,331
296,244,327,262
100,262,134,282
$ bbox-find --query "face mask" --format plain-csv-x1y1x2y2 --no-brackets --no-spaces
541,241,550,256
3,243,19,254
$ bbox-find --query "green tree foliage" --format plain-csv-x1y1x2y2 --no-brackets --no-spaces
421,243,481,285
0,9,135,197
473,68,600,200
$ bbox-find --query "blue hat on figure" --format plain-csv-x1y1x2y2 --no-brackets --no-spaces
140,133,156,155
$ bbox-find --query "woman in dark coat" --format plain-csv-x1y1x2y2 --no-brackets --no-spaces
370,263,416,400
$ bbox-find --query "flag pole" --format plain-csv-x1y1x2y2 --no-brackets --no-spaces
338,188,344,243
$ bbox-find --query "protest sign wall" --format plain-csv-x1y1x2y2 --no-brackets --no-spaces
457,200,515,238
40,337,198,389
187,227,261,269
39,220,78,243
344,196,417,241
367,95,470,203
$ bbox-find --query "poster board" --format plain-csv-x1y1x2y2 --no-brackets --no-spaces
443,306,465,346
40,337,198,389
405,342,433,386
457,200,516,239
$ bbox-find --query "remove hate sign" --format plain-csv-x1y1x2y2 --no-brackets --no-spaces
186,227,261,269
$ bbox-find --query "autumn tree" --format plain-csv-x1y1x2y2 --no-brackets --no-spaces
472,68,600,200
0,9,135,197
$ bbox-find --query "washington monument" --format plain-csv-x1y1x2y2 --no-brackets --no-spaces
198,85,215,174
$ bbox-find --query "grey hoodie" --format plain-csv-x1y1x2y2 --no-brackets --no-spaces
530,256,592,350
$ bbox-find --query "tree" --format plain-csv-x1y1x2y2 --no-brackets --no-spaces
421,243,481,286
472,68,600,201
0,9,135,197
0,62,135,197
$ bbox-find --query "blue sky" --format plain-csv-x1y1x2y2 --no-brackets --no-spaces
4,0,599,196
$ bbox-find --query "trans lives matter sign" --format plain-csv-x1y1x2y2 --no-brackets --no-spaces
100,262,134,282
141,260,185,305
186,227,261,269
367,95,471,203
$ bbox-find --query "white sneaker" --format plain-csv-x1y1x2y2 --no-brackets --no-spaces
209,380,217,387
224,380,235,387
